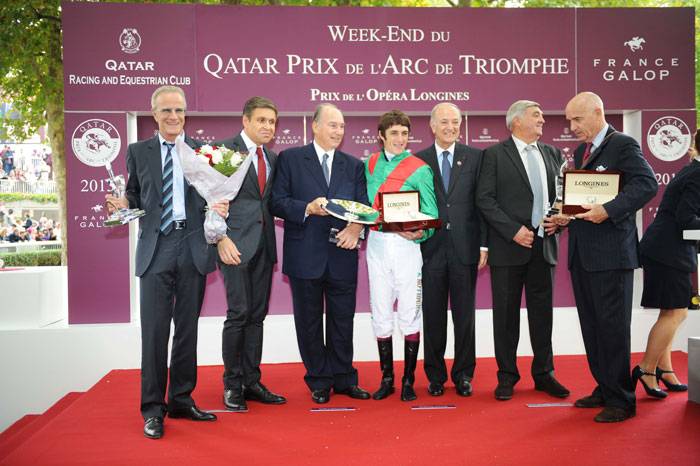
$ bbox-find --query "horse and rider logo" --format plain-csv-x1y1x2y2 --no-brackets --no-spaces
624,37,645,52
119,28,141,54
71,119,121,167
646,116,691,162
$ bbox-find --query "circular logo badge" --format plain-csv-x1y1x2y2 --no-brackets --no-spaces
71,119,121,167
647,116,692,162
119,28,141,54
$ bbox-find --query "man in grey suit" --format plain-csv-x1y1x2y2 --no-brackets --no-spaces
106,85,228,439
476,100,570,401
564,92,657,423
415,103,488,398
215,96,286,411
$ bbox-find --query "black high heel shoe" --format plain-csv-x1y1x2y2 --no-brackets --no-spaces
632,365,668,398
656,368,688,392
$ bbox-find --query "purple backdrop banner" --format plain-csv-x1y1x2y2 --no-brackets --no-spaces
65,113,130,324
62,2,695,323
62,3,694,112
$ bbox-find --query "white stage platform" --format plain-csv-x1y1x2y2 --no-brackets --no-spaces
1,271,698,431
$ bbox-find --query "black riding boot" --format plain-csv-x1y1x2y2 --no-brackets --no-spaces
401,339,419,402
372,338,395,400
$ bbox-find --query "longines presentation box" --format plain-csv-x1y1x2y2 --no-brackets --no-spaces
562,170,621,215
378,191,442,232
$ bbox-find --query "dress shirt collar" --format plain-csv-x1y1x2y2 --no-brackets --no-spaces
158,132,184,147
240,130,260,154
591,124,609,151
313,141,335,163
435,142,456,157
511,135,538,154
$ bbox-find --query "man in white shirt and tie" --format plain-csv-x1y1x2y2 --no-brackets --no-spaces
476,100,570,401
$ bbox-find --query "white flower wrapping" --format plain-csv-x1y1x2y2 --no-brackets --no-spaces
175,140,253,244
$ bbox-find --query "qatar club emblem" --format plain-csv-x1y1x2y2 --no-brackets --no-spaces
119,28,141,54
71,119,121,167
646,116,692,162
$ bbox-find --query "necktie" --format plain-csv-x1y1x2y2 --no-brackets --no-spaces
322,153,330,186
582,142,593,164
160,142,174,235
256,146,266,194
524,145,544,237
441,150,451,192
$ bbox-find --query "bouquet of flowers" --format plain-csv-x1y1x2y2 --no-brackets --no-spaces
176,141,253,244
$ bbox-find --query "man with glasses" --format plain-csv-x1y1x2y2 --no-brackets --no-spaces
106,85,228,439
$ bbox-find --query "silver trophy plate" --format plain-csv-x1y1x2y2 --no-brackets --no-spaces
103,161,145,227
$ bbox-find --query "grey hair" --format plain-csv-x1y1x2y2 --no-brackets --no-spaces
312,103,340,123
430,102,462,125
505,100,540,131
151,86,187,111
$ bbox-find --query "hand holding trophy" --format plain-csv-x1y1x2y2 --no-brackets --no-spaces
103,161,145,226
546,158,574,227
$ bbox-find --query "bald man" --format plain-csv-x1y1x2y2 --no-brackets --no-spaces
415,103,487,398
563,92,657,422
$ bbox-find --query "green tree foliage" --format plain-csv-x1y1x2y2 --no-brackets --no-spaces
0,0,65,262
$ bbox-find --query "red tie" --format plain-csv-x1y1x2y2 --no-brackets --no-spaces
582,143,593,165
256,146,266,194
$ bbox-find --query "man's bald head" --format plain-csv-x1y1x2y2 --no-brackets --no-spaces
565,92,607,143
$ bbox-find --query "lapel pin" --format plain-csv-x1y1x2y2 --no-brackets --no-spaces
595,165,607,172
457,160,462,166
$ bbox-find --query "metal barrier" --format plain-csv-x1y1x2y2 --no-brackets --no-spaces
0,240,62,253
0,179,56,194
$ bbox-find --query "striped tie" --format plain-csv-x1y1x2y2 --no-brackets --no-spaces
160,142,174,235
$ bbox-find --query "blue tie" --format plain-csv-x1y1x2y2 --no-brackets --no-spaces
160,142,174,235
321,153,330,186
441,150,451,192
525,145,544,237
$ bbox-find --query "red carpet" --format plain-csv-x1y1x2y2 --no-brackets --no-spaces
1,352,698,465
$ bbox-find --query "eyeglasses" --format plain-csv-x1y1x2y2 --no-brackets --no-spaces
158,108,185,116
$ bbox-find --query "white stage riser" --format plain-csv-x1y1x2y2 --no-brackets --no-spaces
1,308,698,432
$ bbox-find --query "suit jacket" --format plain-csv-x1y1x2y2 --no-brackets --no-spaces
215,134,277,265
416,143,487,266
640,159,700,272
476,137,563,267
125,135,214,277
270,143,368,281
567,125,658,272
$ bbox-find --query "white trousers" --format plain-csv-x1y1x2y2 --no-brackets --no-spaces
366,230,423,338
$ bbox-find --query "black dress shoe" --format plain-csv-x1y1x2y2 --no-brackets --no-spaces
168,405,217,421
243,382,287,404
574,394,604,408
223,389,248,412
144,416,163,439
335,385,370,400
494,383,513,400
311,389,330,404
427,382,444,397
534,376,570,398
456,379,473,397
594,406,635,423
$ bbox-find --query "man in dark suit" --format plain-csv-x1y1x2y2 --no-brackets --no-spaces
564,91,657,422
415,103,487,397
106,86,228,439
214,96,285,411
476,100,570,401
270,103,370,404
